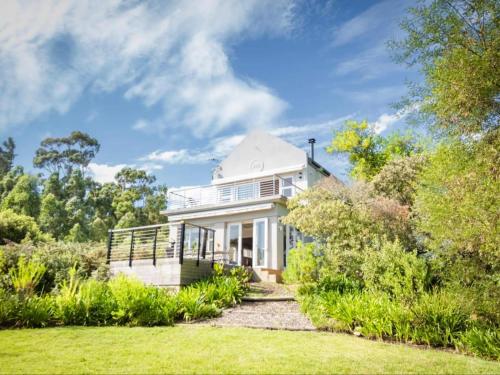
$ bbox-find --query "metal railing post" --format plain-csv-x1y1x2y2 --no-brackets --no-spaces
152,227,158,266
106,230,113,264
196,227,201,266
179,222,185,265
202,229,208,259
129,230,135,267
211,230,215,268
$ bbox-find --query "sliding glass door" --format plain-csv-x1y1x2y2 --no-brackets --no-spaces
253,218,268,268
227,223,241,265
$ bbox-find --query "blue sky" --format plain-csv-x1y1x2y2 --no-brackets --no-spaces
0,0,420,187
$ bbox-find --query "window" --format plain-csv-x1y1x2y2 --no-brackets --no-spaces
218,185,232,202
236,183,254,200
253,218,267,267
280,177,294,197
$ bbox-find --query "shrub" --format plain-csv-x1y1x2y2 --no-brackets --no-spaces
55,268,116,326
362,240,429,299
108,275,176,326
315,274,362,295
0,288,17,327
16,295,54,328
0,242,108,292
283,242,321,284
461,327,500,360
9,257,46,297
0,209,51,244
303,286,475,348
177,286,219,321
411,290,471,347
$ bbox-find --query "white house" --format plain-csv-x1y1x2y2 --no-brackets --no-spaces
163,130,331,282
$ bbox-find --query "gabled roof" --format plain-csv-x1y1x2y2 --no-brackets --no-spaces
215,130,308,181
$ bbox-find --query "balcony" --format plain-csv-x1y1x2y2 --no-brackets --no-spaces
166,175,299,211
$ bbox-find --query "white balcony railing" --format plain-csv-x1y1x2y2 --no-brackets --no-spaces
167,175,300,210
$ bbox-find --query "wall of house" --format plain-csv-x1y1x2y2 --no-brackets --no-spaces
306,163,328,188
170,203,289,270
216,130,308,180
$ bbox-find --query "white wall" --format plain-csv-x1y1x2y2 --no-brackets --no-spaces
169,204,288,270
217,130,307,180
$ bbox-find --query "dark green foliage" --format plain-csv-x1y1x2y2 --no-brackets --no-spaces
0,210,51,244
461,327,500,361
0,249,249,328
0,138,15,178
108,275,176,326
33,131,100,175
0,242,108,292
390,0,500,136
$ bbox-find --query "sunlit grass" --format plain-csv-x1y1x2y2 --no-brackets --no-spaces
0,326,498,374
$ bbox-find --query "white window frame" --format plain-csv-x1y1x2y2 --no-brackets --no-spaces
226,222,242,265
280,175,295,198
252,217,268,268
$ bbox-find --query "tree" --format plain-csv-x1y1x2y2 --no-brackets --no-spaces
0,174,40,218
33,131,100,175
327,120,423,180
0,137,16,177
391,0,500,136
38,193,67,240
0,209,51,244
414,131,499,279
112,167,166,227
283,178,413,281
372,155,428,206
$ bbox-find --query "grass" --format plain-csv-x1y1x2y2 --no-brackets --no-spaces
0,326,498,374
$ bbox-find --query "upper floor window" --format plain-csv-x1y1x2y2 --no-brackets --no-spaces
280,177,294,198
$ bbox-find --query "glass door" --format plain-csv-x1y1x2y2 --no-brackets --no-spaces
227,223,241,265
252,218,268,268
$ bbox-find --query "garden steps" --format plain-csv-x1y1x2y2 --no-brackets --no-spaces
196,282,315,331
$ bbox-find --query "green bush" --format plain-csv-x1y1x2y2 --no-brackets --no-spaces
411,290,471,347
55,268,115,326
9,256,46,297
16,295,54,328
177,286,219,321
283,242,321,284
461,327,500,360
302,285,479,349
0,242,107,292
108,275,176,326
0,209,51,244
362,240,429,299
0,263,249,328
0,288,17,327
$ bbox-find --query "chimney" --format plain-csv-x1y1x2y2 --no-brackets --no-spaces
308,138,316,161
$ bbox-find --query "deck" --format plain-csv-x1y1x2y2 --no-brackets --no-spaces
107,222,220,287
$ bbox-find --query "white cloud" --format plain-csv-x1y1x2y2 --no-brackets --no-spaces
371,105,416,134
0,0,293,134
372,113,400,134
88,161,164,183
140,114,353,165
88,162,128,184
334,44,403,80
331,0,408,47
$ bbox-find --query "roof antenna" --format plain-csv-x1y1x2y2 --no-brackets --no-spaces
308,138,316,161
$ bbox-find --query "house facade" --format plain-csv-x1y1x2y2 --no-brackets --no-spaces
163,130,331,282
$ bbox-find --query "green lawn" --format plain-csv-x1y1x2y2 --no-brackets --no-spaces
0,326,498,374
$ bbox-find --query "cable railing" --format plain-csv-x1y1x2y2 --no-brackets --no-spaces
107,222,216,267
167,175,302,210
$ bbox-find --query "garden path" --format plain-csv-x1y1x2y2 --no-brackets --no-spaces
194,282,316,331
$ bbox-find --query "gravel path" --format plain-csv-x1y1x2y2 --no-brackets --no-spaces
197,283,316,331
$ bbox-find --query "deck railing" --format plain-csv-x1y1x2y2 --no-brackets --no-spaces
167,175,301,210
107,222,216,267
